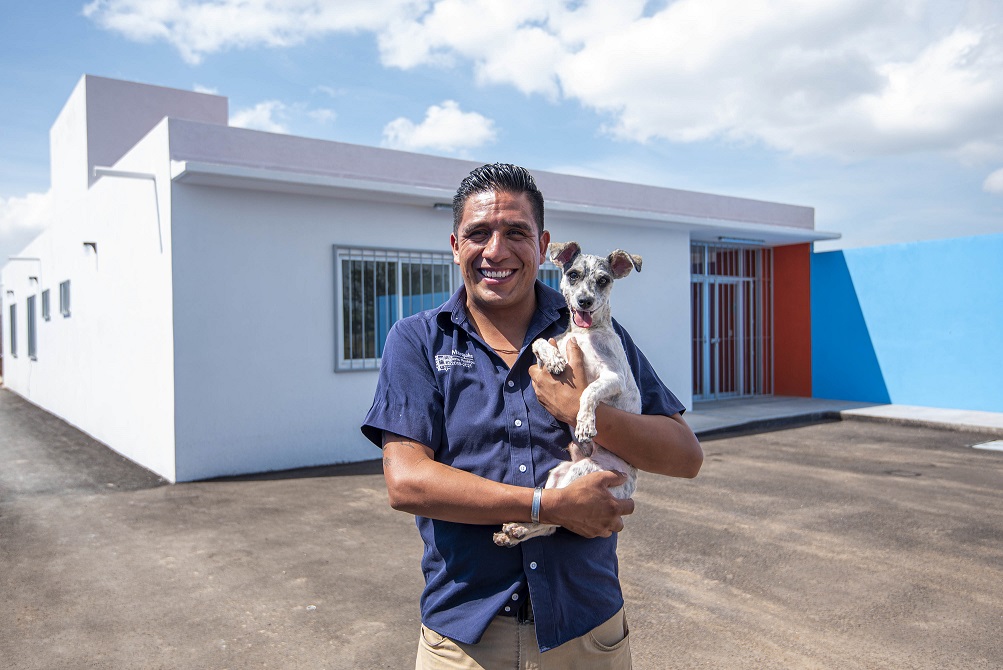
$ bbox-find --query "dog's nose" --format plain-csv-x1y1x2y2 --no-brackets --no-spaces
577,297,593,310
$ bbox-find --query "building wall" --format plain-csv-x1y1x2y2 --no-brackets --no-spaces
773,243,812,396
811,234,1003,412
167,183,695,481
1,123,177,480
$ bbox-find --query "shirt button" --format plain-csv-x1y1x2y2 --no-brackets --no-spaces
507,380,515,388
519,464,527,473
530,562,538,570
511,593,520,601
504,606,512,613
514,419,523,427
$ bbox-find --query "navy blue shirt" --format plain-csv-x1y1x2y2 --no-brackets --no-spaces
361,281,685,652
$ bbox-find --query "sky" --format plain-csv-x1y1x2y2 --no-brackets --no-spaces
1,0,1002,263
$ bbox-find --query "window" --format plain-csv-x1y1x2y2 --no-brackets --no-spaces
8,304,16,357
59,280,71,317
41,289,50,321
27,295,37,360
539,265,562,291
336,247,456,370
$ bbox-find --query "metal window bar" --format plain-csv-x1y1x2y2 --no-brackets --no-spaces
691,242,773,400
335,246,455,371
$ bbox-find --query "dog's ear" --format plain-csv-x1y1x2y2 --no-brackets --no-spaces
549,241,581,267
608,250,642,279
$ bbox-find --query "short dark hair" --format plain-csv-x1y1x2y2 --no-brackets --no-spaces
452,163,545,234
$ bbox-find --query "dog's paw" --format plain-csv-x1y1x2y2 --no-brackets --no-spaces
532,340,567,375
574,412,597,444
545,355,567,375
493,531,519,547
493,523,529,547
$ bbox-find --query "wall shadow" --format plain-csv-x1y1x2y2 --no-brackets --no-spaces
811,251,890,404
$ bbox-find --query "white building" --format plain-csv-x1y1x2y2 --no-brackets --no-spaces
1,75,835,482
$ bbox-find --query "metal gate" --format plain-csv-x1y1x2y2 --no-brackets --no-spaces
691,243,773,400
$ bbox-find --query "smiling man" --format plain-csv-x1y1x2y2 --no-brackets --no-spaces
362,163,702,669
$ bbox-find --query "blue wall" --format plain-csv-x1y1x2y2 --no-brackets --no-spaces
812,234,1003,412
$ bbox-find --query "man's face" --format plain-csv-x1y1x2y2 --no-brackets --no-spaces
451,190,550,317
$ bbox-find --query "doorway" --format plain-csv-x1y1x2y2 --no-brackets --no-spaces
691,243,773,400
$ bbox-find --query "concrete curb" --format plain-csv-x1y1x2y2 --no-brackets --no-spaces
695,410,1003,441
836,411,1003,438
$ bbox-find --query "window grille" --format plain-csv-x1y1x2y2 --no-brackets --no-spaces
691,243,773,400
335,247,457,371
539,266,562,291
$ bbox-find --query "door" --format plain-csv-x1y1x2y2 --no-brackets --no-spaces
692,243,773,400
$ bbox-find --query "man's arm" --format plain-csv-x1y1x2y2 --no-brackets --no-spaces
381,432,634,538
529,338,703,478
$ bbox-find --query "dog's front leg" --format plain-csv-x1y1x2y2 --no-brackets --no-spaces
574,371,626,444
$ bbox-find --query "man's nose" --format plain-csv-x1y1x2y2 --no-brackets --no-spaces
483,231,510,259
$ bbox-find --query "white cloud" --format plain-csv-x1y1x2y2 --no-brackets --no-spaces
307,108,337,124
82,0,422,64
230,100,338,135
193,83,218,95
383,0,1003,161
382,101,496,153
0,191,52,236
84,0,1003,162
0,191,53,262
230,100,289,133
983,168,1003,194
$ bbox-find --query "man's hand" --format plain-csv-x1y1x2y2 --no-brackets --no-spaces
530,337,586,426
541,470,634,538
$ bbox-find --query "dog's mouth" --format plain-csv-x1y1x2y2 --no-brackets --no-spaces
572,309,594,329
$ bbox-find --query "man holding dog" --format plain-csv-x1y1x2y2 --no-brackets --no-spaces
362,163,702,669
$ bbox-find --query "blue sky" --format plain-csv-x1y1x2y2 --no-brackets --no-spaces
2,0,1002,262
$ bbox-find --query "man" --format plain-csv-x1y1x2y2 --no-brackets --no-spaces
362,163,702,669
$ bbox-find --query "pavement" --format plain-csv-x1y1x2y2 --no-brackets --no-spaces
2,387,1002,669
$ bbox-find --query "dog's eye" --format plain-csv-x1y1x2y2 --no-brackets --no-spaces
597,276,610,287
567,270,580,282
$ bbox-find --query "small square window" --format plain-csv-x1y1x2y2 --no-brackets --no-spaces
59,280,71,317
41,289,51,321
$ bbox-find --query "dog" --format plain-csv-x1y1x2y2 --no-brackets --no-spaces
493,241,643,547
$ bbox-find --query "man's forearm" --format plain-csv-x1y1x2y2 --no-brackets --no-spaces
593,409,703,478
381,433,633,537
382,436,534,524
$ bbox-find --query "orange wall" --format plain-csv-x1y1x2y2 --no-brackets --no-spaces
773,244,812,396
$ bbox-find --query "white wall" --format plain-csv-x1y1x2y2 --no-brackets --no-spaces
167,180,694,481
170,186,457,480
2,123,177,481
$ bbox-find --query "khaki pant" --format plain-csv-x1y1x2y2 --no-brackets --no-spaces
416,607,631,670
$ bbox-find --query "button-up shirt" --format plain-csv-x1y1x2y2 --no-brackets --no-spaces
361,281,684,652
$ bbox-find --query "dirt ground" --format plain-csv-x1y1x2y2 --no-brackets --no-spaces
1,389,1000,669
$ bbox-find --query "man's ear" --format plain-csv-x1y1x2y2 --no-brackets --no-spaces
538,230,551,264
450,233,460,264
549,241,581,267
608,250,642,278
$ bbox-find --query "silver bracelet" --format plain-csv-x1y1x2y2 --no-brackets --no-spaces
531,486,543,524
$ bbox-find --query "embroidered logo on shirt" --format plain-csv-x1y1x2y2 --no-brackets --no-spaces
435,350,475,371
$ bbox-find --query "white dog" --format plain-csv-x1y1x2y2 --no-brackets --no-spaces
494,241,642,547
